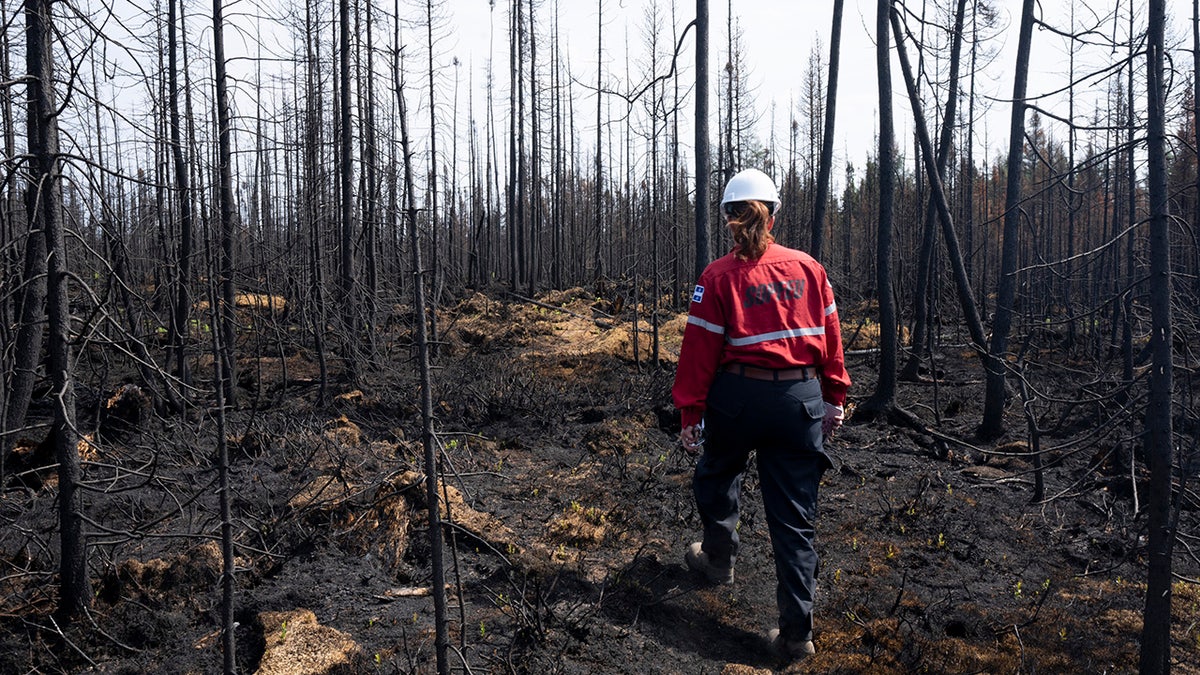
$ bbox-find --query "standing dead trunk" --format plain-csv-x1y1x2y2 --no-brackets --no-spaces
425,0,442,354
860,0,899,415
981,0,1036,438
211,0,239,667
527,0,539,298
4,0,47,460
1138,1,1175,671
26,0,88,621
338,0,358,375
168,0,194,392
213,0,238,409
4,187,47,453
594,0,605,279
809,0,843,261
394,29,450,674
895,0,979,382
694,0,710,279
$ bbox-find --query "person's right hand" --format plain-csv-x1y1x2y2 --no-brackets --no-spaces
679,425,703,455
822,403,844,437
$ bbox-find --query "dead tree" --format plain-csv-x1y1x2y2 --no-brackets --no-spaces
1138,0,1175,671
213,0,238,408
167,0,194,391
898,0,969,382
858,0,900,418
981,0,1035,438
338,0,358,375
694,0,710,278
211,0,239,667
394,18,450,674
891,1,987,377
26,0,89,621
809,0,843,261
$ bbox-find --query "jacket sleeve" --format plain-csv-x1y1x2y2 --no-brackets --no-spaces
672,274,726,428
818,275,851,406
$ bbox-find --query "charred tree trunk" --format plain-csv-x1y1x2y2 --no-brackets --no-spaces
425,0,441,354
898,0,973,382
809,0,842,261
395,34,450,675
594,0,605,279
981,0,1035,438
27,0,89,621
211,0,238,666
694,0,710,278
338,0,358,375
213,0,238,408
167,0,194,391
860,0,899,416
1139,1,1175,671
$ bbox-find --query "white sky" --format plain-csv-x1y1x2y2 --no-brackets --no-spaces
438,0,1193,183
29,0,1194,205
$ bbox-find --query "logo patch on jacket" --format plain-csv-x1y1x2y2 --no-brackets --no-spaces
743,279,805,308
692,285,705,303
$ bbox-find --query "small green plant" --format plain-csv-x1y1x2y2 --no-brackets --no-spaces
279,620,288,642
936,532,946,549
1013,580,1023,598
375,652,382,665
479,621,487,638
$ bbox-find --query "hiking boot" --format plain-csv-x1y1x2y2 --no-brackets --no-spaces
767,628,815,661
684,542,734,585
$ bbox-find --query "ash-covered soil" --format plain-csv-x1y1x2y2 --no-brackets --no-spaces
2,288,1198,674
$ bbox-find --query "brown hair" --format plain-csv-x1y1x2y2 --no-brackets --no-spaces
725,200,775,260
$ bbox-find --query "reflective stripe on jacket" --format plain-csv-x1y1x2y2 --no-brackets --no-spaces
672,243,851,428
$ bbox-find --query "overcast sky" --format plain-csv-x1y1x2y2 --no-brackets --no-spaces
435,0,1193,181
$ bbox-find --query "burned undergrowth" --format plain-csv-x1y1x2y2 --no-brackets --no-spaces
0,288,1198,674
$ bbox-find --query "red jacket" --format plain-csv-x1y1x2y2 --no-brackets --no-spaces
672,243,851,428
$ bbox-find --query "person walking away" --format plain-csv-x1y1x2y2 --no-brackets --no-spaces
672,168,851,662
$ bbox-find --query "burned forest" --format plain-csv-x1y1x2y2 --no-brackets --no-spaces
2,0,1199,673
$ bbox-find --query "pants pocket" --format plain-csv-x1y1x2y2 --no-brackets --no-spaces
705,374,745,418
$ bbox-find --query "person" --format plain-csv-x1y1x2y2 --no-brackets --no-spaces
672,168,850,661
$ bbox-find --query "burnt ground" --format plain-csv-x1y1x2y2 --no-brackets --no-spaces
1,287,1199,674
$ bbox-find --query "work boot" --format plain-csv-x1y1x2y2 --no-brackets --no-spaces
767,628,815,661
684,542,734,585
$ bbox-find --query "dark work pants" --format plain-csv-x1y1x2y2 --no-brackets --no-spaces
693,371,831,642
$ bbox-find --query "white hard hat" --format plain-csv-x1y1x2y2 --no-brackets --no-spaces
721,168,780,215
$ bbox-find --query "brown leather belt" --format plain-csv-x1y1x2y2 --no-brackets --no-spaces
723,363,817,381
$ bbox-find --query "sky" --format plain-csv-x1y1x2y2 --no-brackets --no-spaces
34,0,1196,204
434,0,1194,184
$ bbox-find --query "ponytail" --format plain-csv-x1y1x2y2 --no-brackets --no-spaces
725,200,775,260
